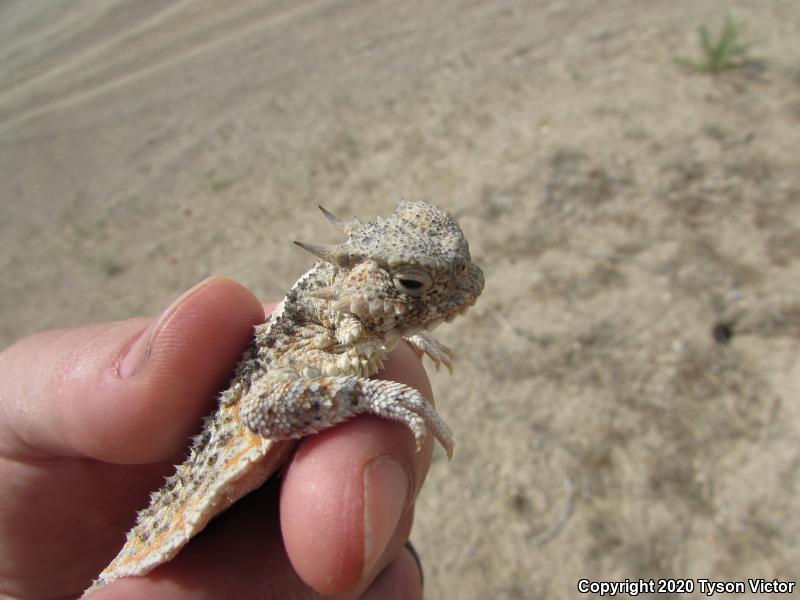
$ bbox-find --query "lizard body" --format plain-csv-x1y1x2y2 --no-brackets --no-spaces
85,200,484,593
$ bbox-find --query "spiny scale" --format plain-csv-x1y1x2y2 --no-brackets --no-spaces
85,200,484,594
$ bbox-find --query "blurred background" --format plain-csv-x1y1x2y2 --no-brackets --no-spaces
2,1,799,597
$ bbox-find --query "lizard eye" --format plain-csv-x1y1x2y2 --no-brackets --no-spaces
392,268,432,297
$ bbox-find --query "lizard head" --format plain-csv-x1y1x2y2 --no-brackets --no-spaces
296,200,484,336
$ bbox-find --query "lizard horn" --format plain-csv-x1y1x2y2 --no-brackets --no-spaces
318,206,362,233
293,241,351,267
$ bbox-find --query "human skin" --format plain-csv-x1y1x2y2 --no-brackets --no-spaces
0,277,430,599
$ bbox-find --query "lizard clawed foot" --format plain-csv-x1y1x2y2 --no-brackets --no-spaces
405,331,454,373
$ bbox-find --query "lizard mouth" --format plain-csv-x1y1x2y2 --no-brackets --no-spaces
427,301,475,330
444,297,478,323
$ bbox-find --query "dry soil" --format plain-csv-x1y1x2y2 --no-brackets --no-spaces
2,1,799,598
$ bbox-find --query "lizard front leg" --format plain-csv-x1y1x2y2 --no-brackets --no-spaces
334,313,364,345
239,375,454,459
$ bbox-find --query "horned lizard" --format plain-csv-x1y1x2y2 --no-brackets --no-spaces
85,200,484,594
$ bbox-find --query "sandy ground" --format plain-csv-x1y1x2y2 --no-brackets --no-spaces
2,1,800,598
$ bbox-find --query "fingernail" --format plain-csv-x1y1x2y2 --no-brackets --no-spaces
405,540,424,587
362,456,410,578
119,278,215,378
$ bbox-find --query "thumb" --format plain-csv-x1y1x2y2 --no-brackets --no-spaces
0,277,265,464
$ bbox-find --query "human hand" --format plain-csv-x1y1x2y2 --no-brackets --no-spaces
0,277,430,599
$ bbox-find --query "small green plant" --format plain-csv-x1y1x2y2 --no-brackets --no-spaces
675,16,755,74
206,170,235,192
98,256,125,277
